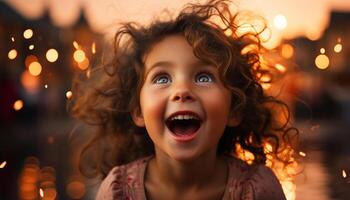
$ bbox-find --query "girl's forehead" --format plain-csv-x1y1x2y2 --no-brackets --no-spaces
143,35,198,68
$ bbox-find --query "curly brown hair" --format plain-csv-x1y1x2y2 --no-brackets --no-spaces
70,0,298,178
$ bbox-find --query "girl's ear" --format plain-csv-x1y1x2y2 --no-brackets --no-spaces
132,108,145,127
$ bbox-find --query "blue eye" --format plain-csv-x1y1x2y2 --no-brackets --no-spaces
196,73,214,83
154,75,171,84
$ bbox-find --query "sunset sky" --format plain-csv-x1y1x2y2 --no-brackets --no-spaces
5,0,350,47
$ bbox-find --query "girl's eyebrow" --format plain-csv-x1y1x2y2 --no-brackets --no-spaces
145,60,214,76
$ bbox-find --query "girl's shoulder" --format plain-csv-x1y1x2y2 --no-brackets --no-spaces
223,156,286,200
95,156,152,200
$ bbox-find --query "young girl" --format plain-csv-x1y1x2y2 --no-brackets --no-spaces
70,0,298,199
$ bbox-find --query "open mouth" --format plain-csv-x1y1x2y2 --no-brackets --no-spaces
166,113,202,136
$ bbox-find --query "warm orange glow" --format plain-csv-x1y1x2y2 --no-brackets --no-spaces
23,29,33,39
46,49,59,62
275,63,287,73
25,55,38,68
44,84,48,89
8,49,18,60
315,54,329,70
11,36,15,42
334,43,342,53
342,170,347,178
320,48,325,54
235,143,255,165
92,42,96,54
77,58,89,70
13,100,24,111
0,161,7,168
73,49,86,63
281,44,294,59
29,44,34,50
66,91,73,99
28,61,42,76
274,14,287,30
299,151,306,157
21,71,40,93
66,180,86,199
73,41,79,49
41,188,57,200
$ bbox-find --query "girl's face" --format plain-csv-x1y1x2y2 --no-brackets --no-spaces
133,35,238,162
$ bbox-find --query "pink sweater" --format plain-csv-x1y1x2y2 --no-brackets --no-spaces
96,156,286,200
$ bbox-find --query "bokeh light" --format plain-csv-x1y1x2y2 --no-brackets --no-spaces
92,42,96,54
66,178,85,199
281,44,294,59
315,54,330,70
23,29,33,39
25,55,39,68
0,161,7,168
274,14,287,30
46,49,59,62
77,58,89,70
8,49,18,60
334,43,342,53
13,100,24,111
275,63,287,73
320,48,326,54
73,49,86,63
29,45,34,50
28,61,42,76
66,91,73,99
21,70,40,93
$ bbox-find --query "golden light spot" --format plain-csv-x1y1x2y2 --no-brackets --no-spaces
44,84,48,89
8,49,17,60
77,58,89,70
224,29,233,37
39,188,44,198
73,41,79,49
264,143,273,154
28,62,42,76
315,54,329,70
46,49,59,62
342,170,347,178
299,151,306,157
273,14,287,30
334,44,342,53
66,180,86,199
66,91,73,99
92,42,96,54
260,74,272,83
23,29,33,39
21,71,40,93
42,188,57,199
320,48,325,54
275,63,286,73
13,100,24,111
25,55,38,68
73,50,86,63
281,44,294,59
29,45,34,50
261,83,271,90
11,37,15,42
0,161,7,168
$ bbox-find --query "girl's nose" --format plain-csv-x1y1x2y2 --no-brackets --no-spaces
171,82,195,102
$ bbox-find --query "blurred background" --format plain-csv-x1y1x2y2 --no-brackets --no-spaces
0,0,349,199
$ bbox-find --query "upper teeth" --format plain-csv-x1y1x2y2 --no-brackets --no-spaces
170,114,199,121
